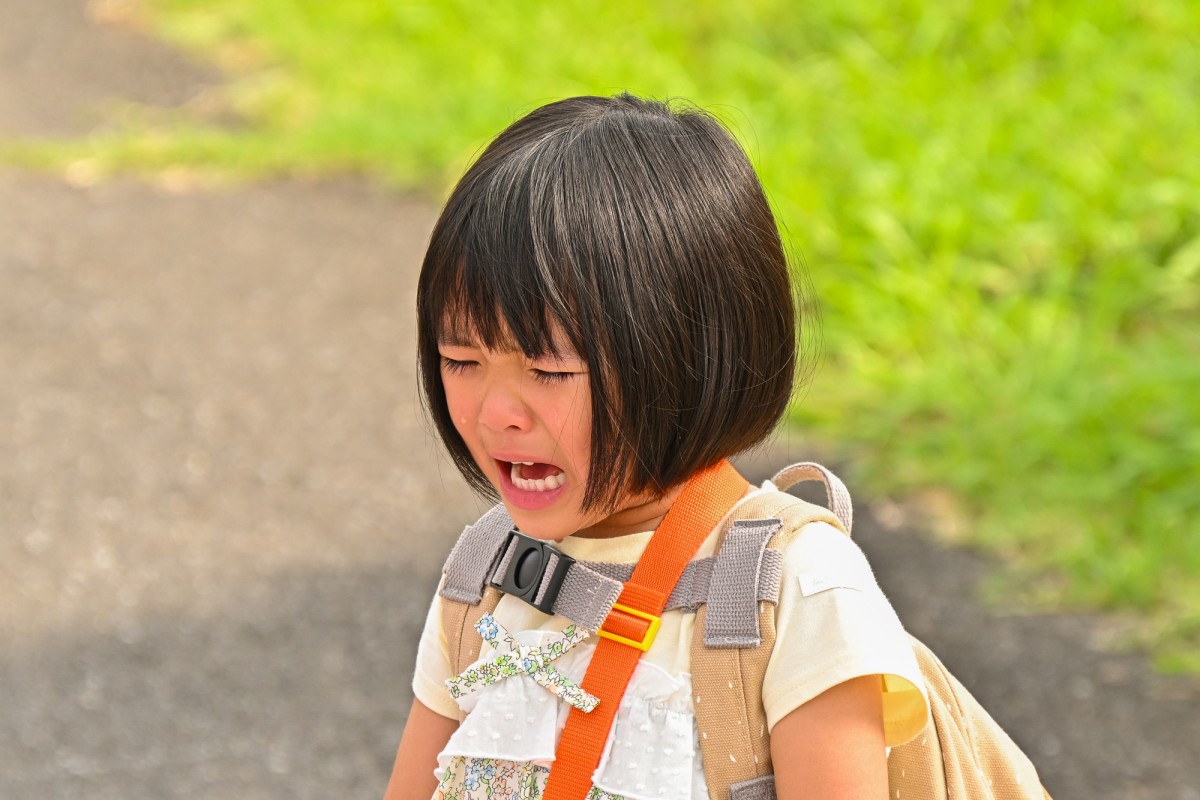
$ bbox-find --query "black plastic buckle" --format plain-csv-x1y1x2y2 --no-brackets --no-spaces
496,530,576,615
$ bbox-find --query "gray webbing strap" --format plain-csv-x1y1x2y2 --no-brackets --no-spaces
485,548,784,633
729,775,777,800
439,504,514,604
596,551,782,612
533,550,563,608
704,519,783,648
438,509,630,629
668,557,716,612
492,535,519,593
553,564,624,633
439,504,790,636
769,462,853,534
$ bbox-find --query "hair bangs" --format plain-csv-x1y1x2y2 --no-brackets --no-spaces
426,151,590,361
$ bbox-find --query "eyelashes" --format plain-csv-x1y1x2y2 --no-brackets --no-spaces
529,369,574,385
439,357,579,385
440,356,475,375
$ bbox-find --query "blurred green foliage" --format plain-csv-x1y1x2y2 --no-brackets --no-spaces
22,0,1200,667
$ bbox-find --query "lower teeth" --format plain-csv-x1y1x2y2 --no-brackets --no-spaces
510,463,564,491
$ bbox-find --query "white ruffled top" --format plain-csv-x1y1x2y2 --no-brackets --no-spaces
437,628,707,800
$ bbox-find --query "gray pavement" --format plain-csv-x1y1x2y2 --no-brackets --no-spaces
1,2,1198,798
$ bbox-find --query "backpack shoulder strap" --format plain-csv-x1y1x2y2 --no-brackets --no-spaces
691,463,849,800
437,504,512,707
546,460,749,800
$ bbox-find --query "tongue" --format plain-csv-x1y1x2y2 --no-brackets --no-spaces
519,462,560,480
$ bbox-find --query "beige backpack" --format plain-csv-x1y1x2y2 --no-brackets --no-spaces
690,464,1051,800
437,462,1052,800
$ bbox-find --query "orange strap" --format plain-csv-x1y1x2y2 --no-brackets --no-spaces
543,459,749,799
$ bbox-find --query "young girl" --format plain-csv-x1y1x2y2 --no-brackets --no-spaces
385,94,928,800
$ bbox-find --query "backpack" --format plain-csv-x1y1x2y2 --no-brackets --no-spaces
690,463,1051,800
437,462,1052,800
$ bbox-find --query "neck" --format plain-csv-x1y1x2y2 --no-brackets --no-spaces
571,483,686,539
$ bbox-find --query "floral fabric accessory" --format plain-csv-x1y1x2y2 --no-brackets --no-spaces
446,613,599,713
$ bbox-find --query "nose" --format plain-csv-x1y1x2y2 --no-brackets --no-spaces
478,375,533,432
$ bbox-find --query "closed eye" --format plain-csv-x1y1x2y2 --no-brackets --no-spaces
530,368,576,385
440,356,477,375
528,350,586,385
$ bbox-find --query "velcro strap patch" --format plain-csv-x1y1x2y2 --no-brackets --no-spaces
729,775,777,800
705,518,783,648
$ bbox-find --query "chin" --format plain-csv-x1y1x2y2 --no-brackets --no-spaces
504,511,573,542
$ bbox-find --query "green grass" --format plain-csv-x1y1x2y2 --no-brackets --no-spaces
10,0,1198,668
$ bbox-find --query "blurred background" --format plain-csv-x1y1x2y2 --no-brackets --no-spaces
1,0,1197,798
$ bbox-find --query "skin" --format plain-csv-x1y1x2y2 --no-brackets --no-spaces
385,328,889,799
384,700,458,800
435,328,680,541
770,675,889,799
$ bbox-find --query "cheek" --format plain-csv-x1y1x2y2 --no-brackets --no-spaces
560,381,593,471
441,377,476,434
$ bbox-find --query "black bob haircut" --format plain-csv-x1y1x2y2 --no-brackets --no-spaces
417,93,808,513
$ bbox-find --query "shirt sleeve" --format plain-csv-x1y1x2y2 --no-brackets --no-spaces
762,521,929,747
411,586,460,720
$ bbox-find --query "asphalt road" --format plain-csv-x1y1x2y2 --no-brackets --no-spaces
2,2,1198,798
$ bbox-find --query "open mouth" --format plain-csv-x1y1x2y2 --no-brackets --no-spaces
508,461,566,492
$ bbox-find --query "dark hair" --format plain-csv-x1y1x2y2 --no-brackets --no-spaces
417,93,806,512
